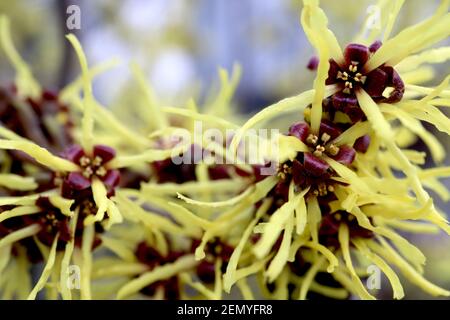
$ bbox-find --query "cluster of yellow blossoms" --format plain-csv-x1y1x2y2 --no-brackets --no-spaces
0,0,449,300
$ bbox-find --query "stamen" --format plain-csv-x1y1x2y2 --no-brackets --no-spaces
83,167,93,178
342,71,349,80
327,144,340,156
306,134,319,146
277,172,286,180
336,71,348,81
79,156,91,167
318,183,328,196
321,133,331,143
95,166,107,177
313,145,326,157
92,156,103,167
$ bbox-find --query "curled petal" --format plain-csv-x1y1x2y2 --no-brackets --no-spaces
62,145,85,163
332,145,356,166
304,153,329,177
353,135,371,153
66,172,91,190
331,92,358,111
93,145,116,163
344,43,370,65
289,122,310,142
364,68,388,97
381,66,405,103
326,59,341,85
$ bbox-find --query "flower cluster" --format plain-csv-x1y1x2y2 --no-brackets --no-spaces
1,0,450,301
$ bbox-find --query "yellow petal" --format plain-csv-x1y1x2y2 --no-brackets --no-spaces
0,16,40,98
0,139,79,172
27,235,59,300
117,255,197,299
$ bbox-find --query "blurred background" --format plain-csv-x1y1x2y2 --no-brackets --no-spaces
0,0,449,299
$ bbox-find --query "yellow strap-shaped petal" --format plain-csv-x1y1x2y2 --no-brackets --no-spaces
0,174,37,191
229,86,338,155
0,206,40,223
338,224,376,300
131,62,168,130
223,199,271,292
0,224,41,248
27,234,59,300
298,255,326,300
117,255,197,299
80,224,94,300
60,210,79,300
301,0,342,133
0,16,40,98
369,238,450,297
206,63,242,118
66,34,95,154
353,239,404,299
0,139,78,172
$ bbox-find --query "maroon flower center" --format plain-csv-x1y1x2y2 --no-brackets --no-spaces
324,42,405,123
135,241,184,299
319,210,374,248
335,61,366,94
0,196,104,263
60,144,120,199
64,144,116,180
192,238,233,284
273,121,356,200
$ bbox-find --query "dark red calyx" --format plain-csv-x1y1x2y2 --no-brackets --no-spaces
307,56,319,71
60,144,120,199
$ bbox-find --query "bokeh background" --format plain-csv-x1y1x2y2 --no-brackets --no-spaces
0,0,449,299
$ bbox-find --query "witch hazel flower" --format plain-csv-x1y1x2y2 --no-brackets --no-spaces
0,21,176,299
93,223,228,300
276,120,356,200
208,0,450,300
0,0,449,302
302,0,450,203
324,42,405,122
60,144,120,200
